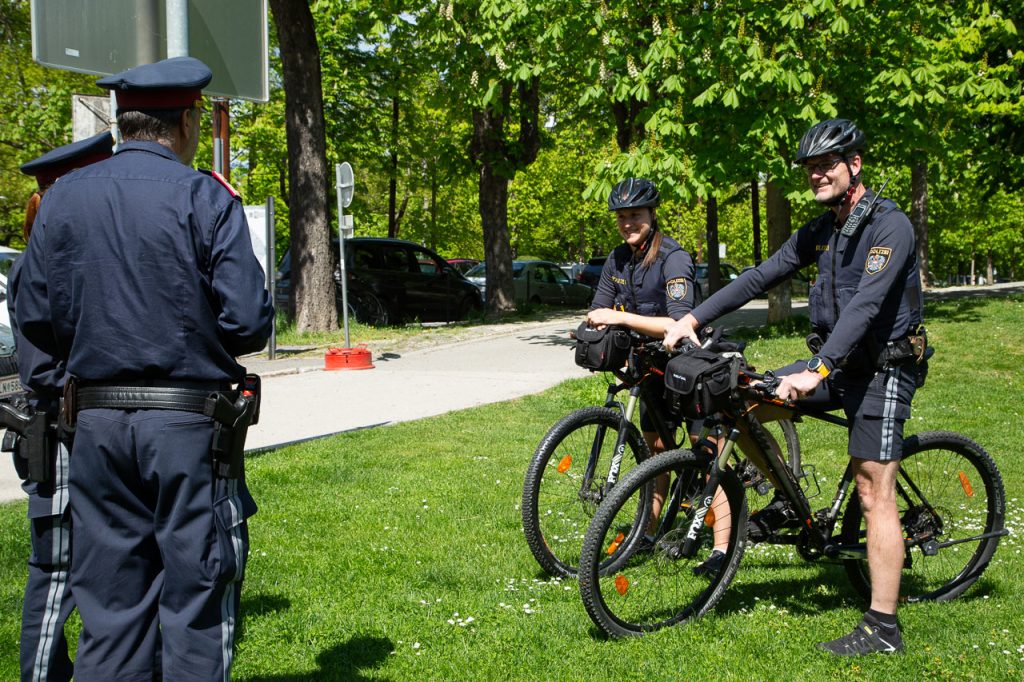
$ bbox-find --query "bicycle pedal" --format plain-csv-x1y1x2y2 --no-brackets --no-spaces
755,482,772,495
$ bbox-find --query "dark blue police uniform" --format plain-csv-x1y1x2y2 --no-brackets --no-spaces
592,234,696,432
691,189,923,460
15,58,273,682
10,131,114,682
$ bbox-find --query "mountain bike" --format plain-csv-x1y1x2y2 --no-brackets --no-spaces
577,342,1007,637
521,331,801,577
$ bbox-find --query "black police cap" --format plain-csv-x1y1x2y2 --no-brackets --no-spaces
19,131,115,187
97,56,213,111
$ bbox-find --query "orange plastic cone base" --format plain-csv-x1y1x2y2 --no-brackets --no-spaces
325,346,374,370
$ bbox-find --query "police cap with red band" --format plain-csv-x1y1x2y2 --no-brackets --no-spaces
96,56,212,112
19,131,115,187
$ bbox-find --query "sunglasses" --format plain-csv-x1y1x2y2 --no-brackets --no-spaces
803,157,845,175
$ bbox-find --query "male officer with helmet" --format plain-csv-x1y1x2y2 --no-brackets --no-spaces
666,118,924,655
15,56,273,680
6,131,113,682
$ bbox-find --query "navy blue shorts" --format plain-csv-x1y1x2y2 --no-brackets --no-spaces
777,360,919,462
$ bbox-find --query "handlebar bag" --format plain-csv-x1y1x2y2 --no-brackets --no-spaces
574,322,631,372
664,347,741,418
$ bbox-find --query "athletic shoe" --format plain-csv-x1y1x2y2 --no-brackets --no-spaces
746,492,800,543
692,549,726,578
817,617,904,656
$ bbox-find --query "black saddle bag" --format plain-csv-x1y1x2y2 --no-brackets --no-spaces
574,323,631,372
664,346,742,418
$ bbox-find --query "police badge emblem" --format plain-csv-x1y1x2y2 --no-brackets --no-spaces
865,247,892,275
666,278,687,300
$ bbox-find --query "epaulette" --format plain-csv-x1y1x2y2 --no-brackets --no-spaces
199,169,241,200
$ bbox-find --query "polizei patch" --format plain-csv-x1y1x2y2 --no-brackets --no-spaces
666,278,688,300
865,247,892,275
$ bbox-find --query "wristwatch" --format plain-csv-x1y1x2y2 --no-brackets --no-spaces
807,355,831,379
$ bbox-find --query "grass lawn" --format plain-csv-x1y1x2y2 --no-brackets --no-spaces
1,295,1022,680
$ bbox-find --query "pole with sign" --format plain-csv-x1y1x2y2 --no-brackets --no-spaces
336,162,355,347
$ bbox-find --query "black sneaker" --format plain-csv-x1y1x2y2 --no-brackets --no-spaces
817,617,904,656
692,549,726,578
746,492,800,543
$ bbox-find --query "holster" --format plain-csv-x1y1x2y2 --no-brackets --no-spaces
204,374,260,479
0,401,53,484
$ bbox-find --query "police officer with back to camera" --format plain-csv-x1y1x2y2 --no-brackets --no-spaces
588,178,697,537
4,131,113,682
15,56,274,681
665,119,925,656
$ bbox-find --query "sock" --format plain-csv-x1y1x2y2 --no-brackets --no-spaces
865,609,898,628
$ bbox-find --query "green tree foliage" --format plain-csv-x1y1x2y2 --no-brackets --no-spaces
0,0,99,248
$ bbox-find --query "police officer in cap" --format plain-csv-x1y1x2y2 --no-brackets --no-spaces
8,131,113,682
15,57,273,680
666,119,924,655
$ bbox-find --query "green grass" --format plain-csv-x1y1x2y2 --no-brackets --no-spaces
273,304,582,355
2,296,1022,680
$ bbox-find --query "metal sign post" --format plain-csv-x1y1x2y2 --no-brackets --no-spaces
265,196,276,360
335,162,355,347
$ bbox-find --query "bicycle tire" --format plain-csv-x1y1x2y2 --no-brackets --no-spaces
522,406,652,577
579,448,747,637
841,430,1006,603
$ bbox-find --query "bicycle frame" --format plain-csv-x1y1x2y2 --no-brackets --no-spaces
578,345,678,498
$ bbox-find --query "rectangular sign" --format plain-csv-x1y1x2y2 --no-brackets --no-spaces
31,0,269,102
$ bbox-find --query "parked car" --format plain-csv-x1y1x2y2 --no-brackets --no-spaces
447,258,480,275
0,272,9,335
578,257,607,288
0,246,20,278
559,262,587,283
695,262,741,299
464,260,593,308
275,238,483,325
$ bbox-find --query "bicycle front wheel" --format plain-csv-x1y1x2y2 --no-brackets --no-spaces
579,449,747,637
841,431,1006,603
522,406,651,577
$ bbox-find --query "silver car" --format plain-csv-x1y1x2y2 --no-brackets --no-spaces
465,260,593,307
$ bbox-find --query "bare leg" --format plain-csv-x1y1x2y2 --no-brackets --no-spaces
643,431,668,534
852,458,903,614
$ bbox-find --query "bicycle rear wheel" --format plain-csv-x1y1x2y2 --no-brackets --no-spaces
841,431,1006,603
522,406,651,577
578,449,747,637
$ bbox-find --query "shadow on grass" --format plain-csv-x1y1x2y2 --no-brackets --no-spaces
241,635,394,682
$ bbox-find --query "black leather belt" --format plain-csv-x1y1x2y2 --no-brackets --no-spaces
76,386,236,414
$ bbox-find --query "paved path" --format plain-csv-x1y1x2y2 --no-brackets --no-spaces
4,281,1021,504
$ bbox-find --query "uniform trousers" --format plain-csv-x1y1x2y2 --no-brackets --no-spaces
68,408,256,682
20,442,74,682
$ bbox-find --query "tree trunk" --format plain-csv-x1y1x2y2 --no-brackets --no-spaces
705,196,721,295
751,178,762,265
611,98,645,152
269,0,335,331
470,77,542,316
910,153,931,288
765,180,792,322
388,95,399,238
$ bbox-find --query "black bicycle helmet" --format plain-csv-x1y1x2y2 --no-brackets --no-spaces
608,178,660,211
795,118,866,163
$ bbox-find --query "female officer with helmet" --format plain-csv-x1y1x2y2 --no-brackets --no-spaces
585,178,700,541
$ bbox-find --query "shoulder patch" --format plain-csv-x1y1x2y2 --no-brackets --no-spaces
666,277,688,301
200,169,241,199
865,246,892,275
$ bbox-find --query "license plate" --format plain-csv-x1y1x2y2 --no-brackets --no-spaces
0,374,21,400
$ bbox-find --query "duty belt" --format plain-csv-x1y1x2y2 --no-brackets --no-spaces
70,376,261,479
76,385,233,413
